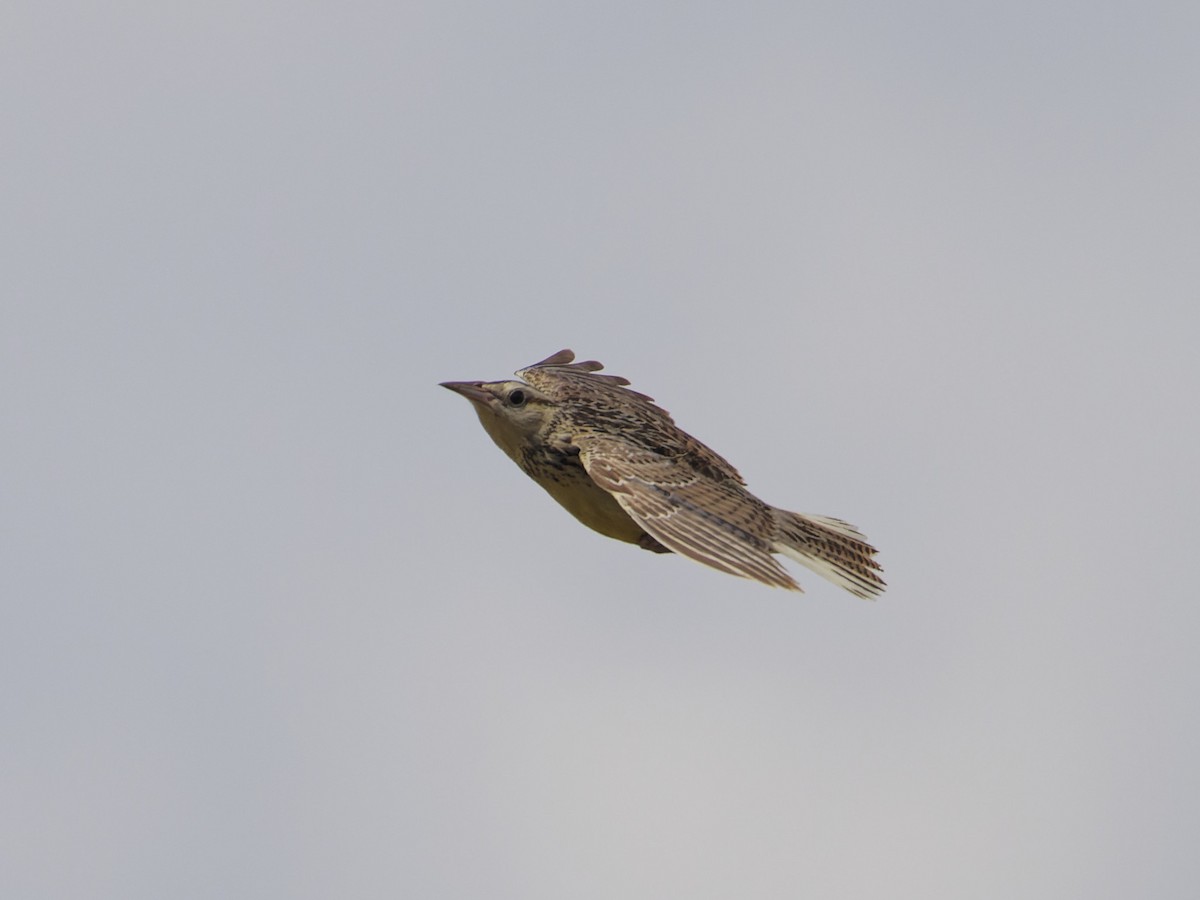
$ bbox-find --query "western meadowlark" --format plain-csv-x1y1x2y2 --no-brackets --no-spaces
440,349,885,597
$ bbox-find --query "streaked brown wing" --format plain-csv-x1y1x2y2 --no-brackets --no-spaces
519,351,747,486
577,436,800,590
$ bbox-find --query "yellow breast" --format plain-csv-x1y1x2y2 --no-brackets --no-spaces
532,468,646,545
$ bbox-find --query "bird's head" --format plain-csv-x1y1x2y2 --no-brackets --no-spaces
440,379,558,463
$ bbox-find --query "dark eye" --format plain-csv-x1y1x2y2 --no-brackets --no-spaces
507,389,527,407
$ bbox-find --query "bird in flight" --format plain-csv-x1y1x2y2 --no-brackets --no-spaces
441,350,885,597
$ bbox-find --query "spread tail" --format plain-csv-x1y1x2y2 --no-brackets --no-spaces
771,510,886,599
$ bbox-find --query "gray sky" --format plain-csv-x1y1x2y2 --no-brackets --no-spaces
4,2,1198,898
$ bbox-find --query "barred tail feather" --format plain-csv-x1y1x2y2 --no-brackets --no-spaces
771,510,886,599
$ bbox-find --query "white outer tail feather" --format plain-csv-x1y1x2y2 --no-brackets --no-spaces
771,509,886,599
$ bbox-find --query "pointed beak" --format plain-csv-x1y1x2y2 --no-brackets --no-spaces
439,381,492,404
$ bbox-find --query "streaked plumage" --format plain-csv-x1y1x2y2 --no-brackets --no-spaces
440,349,885,597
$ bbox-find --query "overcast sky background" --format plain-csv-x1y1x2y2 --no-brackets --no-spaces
4,2,1198,898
